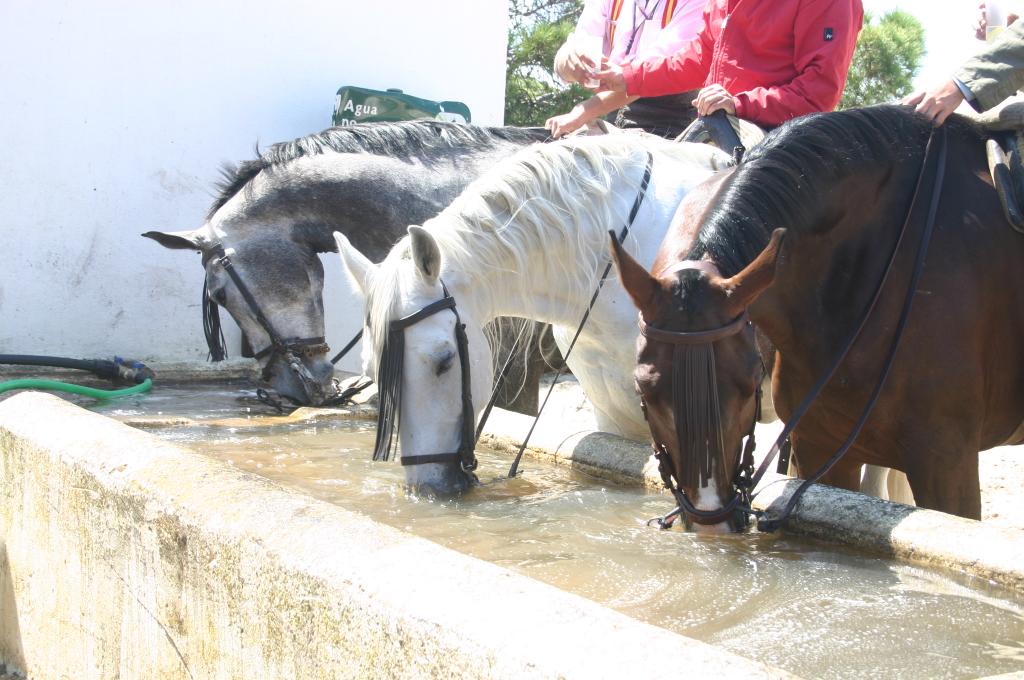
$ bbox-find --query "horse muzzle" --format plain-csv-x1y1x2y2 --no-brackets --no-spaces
403,459,478,497
265,346,335,406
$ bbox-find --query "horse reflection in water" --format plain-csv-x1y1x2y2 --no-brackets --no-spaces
143,121,550,407
336,134,730,495
613,105,1024,527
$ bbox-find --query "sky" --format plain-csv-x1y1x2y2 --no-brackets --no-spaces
862,0,1014,90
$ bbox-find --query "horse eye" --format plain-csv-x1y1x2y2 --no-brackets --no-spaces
211,288,227,305
435,350,455,376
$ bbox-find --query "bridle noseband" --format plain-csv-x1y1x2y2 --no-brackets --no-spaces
205,243,331,401
638,302,761,531
373,280,479,474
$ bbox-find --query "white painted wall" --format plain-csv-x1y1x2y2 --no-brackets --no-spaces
0,0,508,374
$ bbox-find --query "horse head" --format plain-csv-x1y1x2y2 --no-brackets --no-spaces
611,228,785,532
336,227,492,496
142,225,337,406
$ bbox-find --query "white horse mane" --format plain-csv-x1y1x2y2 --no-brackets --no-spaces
365,134,728,366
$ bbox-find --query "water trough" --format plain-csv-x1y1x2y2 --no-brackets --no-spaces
2,369,1023,678
0,391,789,679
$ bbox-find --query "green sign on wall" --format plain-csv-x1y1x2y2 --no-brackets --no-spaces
333,86,472,127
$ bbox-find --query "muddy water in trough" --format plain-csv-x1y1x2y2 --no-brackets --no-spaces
94,385,1024,679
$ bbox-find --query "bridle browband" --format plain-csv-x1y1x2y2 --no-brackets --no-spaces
373,280,478,473
639,310,749,345
205,243,332,402
638,305,761,530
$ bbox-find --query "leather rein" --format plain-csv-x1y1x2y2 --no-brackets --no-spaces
642,125,948,532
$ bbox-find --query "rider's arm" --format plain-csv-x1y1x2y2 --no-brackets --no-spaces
733,0,863,126
619,3,716,97
956,19,1024,111
546,91,638,138
554,0,607,84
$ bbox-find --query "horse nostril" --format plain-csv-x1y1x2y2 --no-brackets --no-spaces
436,350,455,376
312,361,335,384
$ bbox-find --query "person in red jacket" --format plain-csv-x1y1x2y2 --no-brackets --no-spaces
558,0,863,134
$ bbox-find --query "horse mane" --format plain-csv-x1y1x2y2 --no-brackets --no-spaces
364,134,729,366
208,120,550,218
688,105,982,278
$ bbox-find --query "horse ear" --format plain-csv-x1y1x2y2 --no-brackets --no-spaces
720,228,786,313
334,231,377,295
408,225,441,284
141,229,206,251
608,230,659,318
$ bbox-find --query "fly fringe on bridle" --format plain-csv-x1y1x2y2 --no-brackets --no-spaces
372,328,404,462
672,343,728,490
202,281,227,362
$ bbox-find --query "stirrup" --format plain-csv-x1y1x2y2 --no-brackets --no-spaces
986,134,1024,234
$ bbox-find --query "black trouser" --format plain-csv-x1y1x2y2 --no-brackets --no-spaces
611,91,700,139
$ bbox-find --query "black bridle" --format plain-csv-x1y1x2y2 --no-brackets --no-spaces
642,125,949,532
372,150,651,475
372,280,478,473
638,299,761,531
373,151,656,479
204,243,332,403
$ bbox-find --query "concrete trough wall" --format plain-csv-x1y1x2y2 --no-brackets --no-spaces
0,392,793,679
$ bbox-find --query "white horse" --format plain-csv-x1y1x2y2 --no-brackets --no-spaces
335,134,730,494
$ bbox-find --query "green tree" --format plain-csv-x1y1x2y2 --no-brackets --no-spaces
840,10,926,109
505,0,587,126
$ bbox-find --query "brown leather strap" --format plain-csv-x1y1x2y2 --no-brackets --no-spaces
755,126,949,530
400,452,462,466
638,312,748,345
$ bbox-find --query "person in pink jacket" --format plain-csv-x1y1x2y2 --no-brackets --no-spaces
547,0,709,138
554,0,863,135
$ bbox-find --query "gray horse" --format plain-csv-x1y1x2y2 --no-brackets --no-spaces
144,120,551,406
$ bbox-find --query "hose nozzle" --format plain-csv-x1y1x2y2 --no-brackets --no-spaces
113,357,156,384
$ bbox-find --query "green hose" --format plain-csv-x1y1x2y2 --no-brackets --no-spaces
0,378,153,399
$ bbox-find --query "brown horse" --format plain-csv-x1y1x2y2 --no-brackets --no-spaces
611,105,1024,530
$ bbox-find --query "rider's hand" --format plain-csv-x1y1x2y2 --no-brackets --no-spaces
592,61,627,93
545,105,590,139
902,80,965,126
975,2,1020,41
555,44,600,85
694,84,737,116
